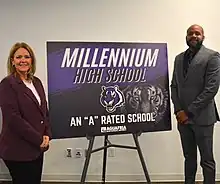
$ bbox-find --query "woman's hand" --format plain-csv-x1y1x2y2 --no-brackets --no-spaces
40,135,50,151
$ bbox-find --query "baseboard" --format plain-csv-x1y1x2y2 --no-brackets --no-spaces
1,173,220,182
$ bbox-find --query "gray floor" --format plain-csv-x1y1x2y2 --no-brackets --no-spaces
1,182,220,184
0,182,194,183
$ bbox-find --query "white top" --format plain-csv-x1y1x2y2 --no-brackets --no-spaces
23,80,41,105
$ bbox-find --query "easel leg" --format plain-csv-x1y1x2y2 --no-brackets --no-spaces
133,133,151,184
80,136,95,184
102,135,108,184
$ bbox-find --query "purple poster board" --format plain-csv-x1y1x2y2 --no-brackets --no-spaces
46,42,171,139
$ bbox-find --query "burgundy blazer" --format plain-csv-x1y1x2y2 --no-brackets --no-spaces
0,74,52,161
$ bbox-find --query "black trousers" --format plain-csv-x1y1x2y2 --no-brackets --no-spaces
178,123,215,184
3,154,44,184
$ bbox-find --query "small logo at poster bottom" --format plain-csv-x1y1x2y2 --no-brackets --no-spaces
100,85,125,113
101,126,127,133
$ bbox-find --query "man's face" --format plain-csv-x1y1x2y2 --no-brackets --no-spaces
186,25,204,49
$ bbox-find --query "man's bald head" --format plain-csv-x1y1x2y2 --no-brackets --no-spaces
187,24,204,35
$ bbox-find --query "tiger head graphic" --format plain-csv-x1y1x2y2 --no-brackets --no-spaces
120,84,168,123
100,85,125,113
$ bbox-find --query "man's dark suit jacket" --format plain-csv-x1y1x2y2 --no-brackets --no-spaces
171,45,220,125
0,74,52,161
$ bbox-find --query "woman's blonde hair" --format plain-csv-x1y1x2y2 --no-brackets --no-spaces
7,42,36,80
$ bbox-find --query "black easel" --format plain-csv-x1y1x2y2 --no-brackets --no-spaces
80,132,151,184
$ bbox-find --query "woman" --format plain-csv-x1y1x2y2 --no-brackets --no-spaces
0,42,52,184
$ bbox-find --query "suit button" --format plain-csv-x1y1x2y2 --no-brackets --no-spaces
41,121,44,124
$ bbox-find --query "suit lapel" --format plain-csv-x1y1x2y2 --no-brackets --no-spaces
183,46,205,82
24,85,40,107
32,78,44,108
177,53,185,84
14,75,44,115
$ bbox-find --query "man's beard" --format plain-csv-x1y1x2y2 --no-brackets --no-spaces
186,39,203,50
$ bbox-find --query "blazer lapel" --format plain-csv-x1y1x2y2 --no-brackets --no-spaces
184,45,205,81
177,53,185,84
32,79,44,108
14,75,44,115
25,87,39,104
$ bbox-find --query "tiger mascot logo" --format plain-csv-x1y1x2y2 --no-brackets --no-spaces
100,85,125,113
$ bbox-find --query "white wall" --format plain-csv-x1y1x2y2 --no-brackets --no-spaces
1,0,220,182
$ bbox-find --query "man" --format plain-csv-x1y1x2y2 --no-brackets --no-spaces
171,24,220,184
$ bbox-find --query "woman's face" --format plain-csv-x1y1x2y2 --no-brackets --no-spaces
12,47,32,74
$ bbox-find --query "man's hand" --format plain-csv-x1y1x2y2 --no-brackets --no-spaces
176,110,188,124
40,135,50,150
